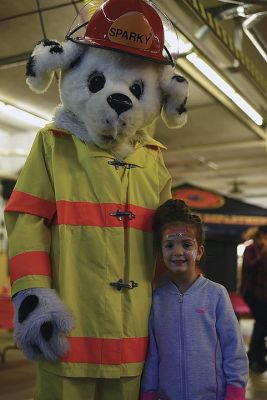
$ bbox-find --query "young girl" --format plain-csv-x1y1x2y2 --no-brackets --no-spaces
141,199,248,400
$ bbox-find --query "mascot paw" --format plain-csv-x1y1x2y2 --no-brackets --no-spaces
13,288,74,361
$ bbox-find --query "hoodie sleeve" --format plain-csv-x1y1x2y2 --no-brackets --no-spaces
4,129,55,296
215,287,249,400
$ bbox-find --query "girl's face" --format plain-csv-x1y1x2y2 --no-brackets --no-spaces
161,223,204,277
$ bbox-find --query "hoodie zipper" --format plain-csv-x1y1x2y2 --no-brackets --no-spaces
178,292,187,400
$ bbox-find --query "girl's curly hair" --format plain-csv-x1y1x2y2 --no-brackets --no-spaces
153,199,205,249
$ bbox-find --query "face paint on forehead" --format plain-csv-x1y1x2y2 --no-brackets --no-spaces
163,228,196,242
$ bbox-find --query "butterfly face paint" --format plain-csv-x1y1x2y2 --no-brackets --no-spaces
161,227,199,274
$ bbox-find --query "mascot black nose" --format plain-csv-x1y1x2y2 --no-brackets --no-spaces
107,93,133,116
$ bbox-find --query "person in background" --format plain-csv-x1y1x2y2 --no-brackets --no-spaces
141,199,248,400
240,225,267,373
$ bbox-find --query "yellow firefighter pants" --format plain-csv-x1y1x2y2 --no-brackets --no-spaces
34,368,141,400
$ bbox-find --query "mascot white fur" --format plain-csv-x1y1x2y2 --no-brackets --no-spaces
5,1,188,399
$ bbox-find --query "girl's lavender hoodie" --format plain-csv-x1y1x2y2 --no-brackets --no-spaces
141,275,248,400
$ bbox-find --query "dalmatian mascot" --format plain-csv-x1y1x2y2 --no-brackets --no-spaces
5,0,188,398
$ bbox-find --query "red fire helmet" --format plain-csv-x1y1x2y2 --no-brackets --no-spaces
66,0,179,66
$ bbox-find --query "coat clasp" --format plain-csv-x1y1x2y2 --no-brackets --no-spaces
110,209,136,221
110,279,139,291
108,159,136,170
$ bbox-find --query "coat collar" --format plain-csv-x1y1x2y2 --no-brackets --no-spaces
49,124,166,168
163,275,208,296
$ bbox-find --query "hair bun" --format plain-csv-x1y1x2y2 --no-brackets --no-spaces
153,198,205,247
171,199,191,215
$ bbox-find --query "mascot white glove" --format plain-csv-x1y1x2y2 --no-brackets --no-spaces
13,288,74,361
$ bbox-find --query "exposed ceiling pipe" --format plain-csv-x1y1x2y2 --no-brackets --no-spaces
195,3,267,57
218,1,267,4
165,139,264,158
242,11,267,63
169,161,267,175
0,53,30,69
195,3,265,34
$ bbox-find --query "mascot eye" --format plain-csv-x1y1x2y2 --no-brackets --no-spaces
88,71,106,93
130,80,144,100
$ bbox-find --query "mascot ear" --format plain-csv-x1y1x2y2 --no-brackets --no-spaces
26,39,85,93
160,72,189,129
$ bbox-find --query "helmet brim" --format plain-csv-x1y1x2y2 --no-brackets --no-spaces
67,34,174,65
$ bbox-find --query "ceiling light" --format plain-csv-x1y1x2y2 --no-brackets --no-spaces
186,53,264,126
0,101,48,127
236,6,245,16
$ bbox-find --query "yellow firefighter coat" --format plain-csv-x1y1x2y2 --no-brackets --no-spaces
5,124,171,378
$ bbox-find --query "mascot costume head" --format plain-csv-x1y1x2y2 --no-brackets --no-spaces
5,1,188,399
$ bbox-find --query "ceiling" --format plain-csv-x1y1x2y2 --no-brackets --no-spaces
0,0,267,208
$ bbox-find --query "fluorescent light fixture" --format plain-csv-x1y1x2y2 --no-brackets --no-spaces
0,101,48,127
0,148,28,157
186,53,264,126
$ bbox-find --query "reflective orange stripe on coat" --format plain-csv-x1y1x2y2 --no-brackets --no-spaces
5,190,56,222
61,337,148,364
9,251,51,284
5,191,155,231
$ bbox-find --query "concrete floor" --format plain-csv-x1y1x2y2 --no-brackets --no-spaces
0,319,266,400
0,330,36,400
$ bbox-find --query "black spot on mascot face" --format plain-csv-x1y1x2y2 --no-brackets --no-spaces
88,71,106,93
129,80,144,100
